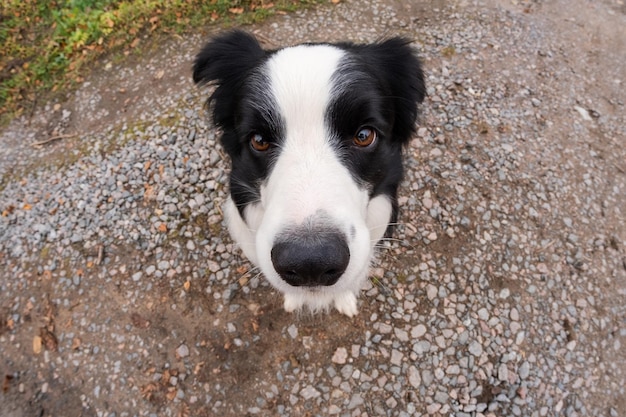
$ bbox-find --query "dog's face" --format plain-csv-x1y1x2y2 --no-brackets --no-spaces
193,31,425,316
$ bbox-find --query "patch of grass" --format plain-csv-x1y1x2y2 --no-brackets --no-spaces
441,45,456,57
0,0,324,125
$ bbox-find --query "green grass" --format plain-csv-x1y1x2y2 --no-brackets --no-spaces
0,0,323,125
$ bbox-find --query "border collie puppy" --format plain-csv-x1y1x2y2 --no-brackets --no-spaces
193,31,425,316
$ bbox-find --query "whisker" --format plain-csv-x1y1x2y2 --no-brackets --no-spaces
372,237,404,244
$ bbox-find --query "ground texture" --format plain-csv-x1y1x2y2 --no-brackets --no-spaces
1,0,625,416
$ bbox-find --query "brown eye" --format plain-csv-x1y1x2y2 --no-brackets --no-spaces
250,133,270,152
353,127,377,147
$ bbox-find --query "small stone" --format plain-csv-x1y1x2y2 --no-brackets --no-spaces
408,366,421,388
421,369,434,387
430,148,443,158
332,347,348,364
386,396,398,408
426,284,438,301
411,324,427,339
519,361,530,379
574,105,592,121
176,344,189,358
498,363,509,382
132,272,142,282
186,240,196,251
300,385,320,400
434,391,449,403
390,349,403,366
413,340,431,355
287,324,298,339
328,405,341,415
378,323,393,333
468,341,483,356
446,364,460,375
427,403,442,414
348,393,364,409
394,328,409,342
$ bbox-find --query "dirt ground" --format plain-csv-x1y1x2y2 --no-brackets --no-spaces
1,0,625,416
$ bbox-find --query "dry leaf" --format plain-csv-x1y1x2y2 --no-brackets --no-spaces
166,386,177,401
71,337,81,350
158,223,167,233
144,184,155,200
40,327,58,351
161,369,171,385
130,38,140,48
193,361,205,375
155,70,165,80
229,7,244,14
183,281,190,291
3,375,13,393
23,203,32,210
130,312,150,328
141,382,158,400
179,402,190,417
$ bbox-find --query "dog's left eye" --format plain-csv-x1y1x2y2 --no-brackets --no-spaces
353,127,377,147
250,133,270,152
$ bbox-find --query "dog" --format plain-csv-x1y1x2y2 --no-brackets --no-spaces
193,31,425,316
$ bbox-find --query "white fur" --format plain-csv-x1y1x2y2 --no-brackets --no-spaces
225,45,394,316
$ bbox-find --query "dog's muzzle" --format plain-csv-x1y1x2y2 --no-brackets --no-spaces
270,229,350,287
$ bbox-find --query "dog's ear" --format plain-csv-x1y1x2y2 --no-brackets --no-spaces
362,38,426,144
193,31,266,129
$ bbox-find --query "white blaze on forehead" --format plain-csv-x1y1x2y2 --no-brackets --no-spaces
266,44,345,148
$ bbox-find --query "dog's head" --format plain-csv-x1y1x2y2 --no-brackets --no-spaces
194,31,425,316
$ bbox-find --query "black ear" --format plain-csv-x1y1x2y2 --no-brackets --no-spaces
358,38,426,144
193,30,266,129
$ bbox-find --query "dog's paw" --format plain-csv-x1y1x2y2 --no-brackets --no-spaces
283,293,304,313
334,292,358,317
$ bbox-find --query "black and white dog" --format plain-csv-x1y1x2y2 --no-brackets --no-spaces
193,31,425,316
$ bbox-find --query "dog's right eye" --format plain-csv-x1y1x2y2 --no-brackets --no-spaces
250,133,270,152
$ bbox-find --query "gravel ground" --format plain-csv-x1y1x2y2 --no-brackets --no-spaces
1,0,625,416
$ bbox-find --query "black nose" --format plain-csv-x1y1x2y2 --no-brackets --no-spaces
271,232,350,287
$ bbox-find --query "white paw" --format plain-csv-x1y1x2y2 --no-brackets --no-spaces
334,292,358,317
283,293,304,313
